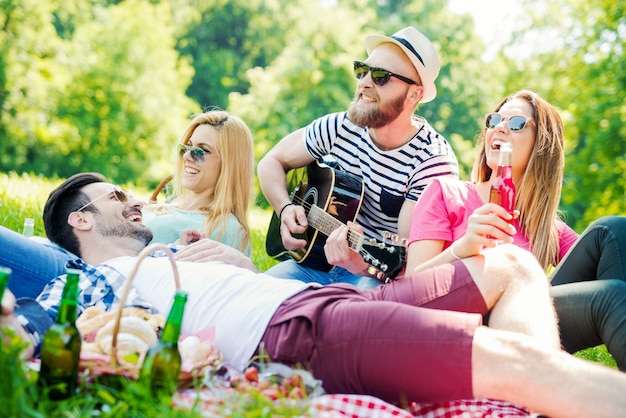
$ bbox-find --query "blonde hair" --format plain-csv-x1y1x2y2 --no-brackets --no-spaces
173,110,253,252
471,90,565,269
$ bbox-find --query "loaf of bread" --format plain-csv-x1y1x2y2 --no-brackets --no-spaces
78,307,163,364
78,307,222,371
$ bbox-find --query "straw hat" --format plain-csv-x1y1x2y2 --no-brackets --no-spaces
365,26,441,103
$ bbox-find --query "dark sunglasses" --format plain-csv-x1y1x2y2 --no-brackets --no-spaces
485,113,533,132
77,187,132,212
177,143,206,166
353,60,416,87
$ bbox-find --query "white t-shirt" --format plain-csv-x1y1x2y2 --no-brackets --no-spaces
104,256,311,370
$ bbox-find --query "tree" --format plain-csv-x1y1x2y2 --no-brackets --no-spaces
51,0,196,183
229,1,372,164
501,0,626,229
175,0,287,110
0,0,65,172
231,0,501,188
0,0,197,185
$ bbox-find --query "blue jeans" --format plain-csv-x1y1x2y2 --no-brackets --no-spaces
549,216,626,370
264,259,383,290
0,226,74,299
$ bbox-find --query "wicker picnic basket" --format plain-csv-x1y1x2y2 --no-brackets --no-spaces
78,243,222,386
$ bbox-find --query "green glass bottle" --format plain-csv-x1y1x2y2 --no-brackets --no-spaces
139,290,187,396
22,217,35,237
0,267,10,303
38,268,82,400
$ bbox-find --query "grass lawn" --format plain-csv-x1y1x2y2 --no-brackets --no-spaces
0,171,279,272
0,171,618,416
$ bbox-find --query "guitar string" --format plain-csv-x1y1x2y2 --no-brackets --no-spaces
290,195,363,251
289,195,404,280
289,195,405,251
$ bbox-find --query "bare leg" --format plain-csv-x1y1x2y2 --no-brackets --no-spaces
464,244,560,348
472,326,626,418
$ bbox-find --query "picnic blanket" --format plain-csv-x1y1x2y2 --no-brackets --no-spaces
174,389,536,417
29,358,534,417
172,361,536,417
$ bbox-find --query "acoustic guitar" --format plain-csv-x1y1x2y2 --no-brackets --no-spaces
265,158,405,281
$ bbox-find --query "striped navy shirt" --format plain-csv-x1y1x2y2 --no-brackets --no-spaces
305,112,458,240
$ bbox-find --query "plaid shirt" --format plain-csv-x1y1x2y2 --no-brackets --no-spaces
19,258,155,356
37,258,154,318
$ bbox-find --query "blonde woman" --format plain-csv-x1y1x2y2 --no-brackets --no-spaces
1,110,256,299
405,90,626,370
143,110,253,255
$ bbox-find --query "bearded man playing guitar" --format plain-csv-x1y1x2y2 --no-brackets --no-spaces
258,26,458,288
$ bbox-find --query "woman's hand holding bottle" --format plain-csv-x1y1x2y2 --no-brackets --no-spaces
453,204,519,258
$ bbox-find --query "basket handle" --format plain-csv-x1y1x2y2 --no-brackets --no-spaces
109,243,181,368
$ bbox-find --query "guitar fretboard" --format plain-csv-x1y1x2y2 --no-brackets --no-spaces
307,205,364,252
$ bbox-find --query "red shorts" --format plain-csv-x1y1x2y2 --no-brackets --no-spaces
260,261,486,404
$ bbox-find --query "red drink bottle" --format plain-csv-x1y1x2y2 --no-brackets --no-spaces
489,142,515,222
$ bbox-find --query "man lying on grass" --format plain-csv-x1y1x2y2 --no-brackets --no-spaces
2,172,626,418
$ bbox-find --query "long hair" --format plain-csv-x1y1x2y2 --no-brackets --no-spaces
172,110,253,252
471,90,565,269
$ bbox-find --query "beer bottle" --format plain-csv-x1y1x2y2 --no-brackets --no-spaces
39,268,82,400
139,290,187,396
22,218,35,237
0,267,11,301
0,267,10,305
489,142,516,222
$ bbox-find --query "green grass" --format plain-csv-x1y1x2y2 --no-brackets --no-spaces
0,326,310,417
0,171,279,272
575,345,617,368
0,171,299,416
0,172,53,235
0,171,619,416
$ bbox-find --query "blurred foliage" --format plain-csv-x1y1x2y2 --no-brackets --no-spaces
0,171,278,272
0,324,310,417
0,0,624,226
499,0,626,230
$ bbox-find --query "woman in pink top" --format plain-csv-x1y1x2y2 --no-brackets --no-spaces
407,89,626,370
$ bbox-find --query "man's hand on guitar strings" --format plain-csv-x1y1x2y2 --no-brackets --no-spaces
325,223,370,275
280,204,309,251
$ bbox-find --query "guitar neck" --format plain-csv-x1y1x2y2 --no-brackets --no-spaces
307,205,364,251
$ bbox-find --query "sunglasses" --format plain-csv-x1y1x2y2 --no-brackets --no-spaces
177,143,207,166
485,113,533,132
353,60,416,87
76,187,132,212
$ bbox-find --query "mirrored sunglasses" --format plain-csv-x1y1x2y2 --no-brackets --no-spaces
353,60,416,87
177,143,206,166
76,187,132,212
485,113,532,132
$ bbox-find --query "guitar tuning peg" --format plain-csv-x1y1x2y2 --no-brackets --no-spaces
376,272,391,283
401,238,408,247
368,238,382,248
381,231,392,241
391,234,399,243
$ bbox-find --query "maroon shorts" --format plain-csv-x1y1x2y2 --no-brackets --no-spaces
260,261,486,404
